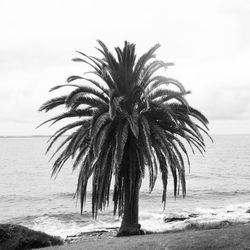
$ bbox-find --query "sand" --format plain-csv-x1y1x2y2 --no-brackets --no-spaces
37,223,250,250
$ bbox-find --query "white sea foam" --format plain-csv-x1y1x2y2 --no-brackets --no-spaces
24,216,82,239
21,202,250,239
140,202,250,234
23,215,121,239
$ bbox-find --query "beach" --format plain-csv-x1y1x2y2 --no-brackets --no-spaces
39,223,250,250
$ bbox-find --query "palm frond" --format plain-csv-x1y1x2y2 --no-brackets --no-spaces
38,96,67,113
145,76,187,94
38,109,92,128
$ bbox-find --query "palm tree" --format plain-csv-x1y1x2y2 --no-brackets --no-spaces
39,41,211,236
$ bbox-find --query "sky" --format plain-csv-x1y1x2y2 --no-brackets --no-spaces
0,0,250,135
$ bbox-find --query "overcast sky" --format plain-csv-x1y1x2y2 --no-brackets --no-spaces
0,0,250,135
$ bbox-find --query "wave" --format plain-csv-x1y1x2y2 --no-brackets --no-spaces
138,189,250,202
15,212,120,239
2,187,250,205
0,194,46,203
9,202,250,239
0,192,81,203
187,189,250,197
137,203,250,234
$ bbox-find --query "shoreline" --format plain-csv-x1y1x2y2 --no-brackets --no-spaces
38,222,250,250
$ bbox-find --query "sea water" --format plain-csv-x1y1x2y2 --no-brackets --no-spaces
0,135,250,238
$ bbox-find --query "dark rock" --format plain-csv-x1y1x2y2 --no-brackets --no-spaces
0,224,63,250
65,229,118,243
246,209,250,213
188,213,199,218
164,214,189,223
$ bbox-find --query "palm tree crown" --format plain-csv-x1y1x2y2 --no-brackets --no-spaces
39,41,211,229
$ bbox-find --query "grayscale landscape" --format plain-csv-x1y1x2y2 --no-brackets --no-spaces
0,0,250,249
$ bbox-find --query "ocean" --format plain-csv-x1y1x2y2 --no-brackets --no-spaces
0,135,250,238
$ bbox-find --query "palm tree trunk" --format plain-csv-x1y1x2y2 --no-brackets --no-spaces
117,171,144,237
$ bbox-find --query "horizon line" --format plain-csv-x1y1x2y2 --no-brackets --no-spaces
0,133,250,138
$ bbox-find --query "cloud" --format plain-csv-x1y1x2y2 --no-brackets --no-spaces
1,0,250,135
187,85,250,120
208,86,250,120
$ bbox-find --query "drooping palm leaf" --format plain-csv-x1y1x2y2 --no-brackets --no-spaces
39,40,211,219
